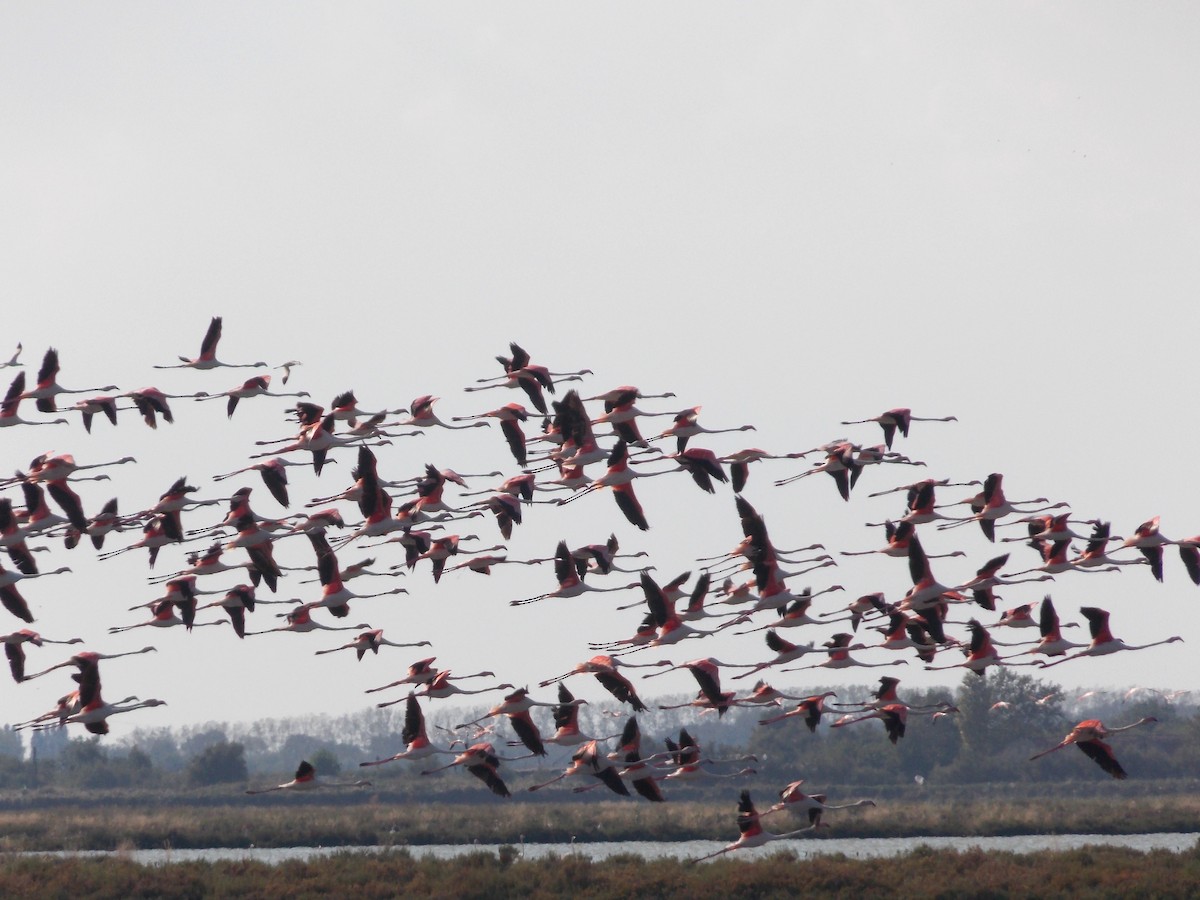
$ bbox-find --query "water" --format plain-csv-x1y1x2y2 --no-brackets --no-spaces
19,833,1198,865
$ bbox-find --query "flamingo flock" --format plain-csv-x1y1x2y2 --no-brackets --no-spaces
1,320,1190,859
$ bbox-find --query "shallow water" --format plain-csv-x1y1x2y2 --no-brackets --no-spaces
20,832,1199,865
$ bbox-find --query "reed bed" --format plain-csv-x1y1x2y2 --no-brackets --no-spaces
2,844,1200,898
0,791,1197,852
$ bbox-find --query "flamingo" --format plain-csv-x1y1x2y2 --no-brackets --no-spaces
0,562,71,623
315,629,431,659
510,541,639,606
841,519,967,560
420,741,513,798
1029,717,1159,779
467,342,591,415
764,779,877,821
840,407,957,449
194,584,290,638
194,375,310,418
108,598,226,634
533,683,621,748
400,670,515,705
923,620,1011,676
717,447,810,493
246,759,371,794
557,440,669,531
48,694,167,735
359,694,459,766
758,692,839,730
690,791,817,863
121,387,205,428
538,653,668,712
527,740,629,796
1117,516,1175,582
452,403,531,466
155,317,268,372
0,343,21,368
397,395,489,430
211,458,295,508
0,372,68,428
67,394,123,432
364,657,496,697
245,605,372,637
730,631,816,680
1040,607,1183,669
18,348,119,412
936,473,1069,542
830,702,910,744
0,629,83,683
655,406,756,454
23,647,158,704
784,633,908,673
643,657,747,716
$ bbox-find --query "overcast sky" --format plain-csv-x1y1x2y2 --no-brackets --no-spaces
2,4,1198,736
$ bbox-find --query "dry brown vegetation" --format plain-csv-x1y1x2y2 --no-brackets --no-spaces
2,843,1200,898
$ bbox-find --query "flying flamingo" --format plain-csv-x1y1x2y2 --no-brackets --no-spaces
730,631,816,680
830,703,909,744
654,406,756,454
527,740,629,796
998,597,1088,661
783,633,908,673
315,629,431,660
194,584,291,638
108,598,226,634
397,670,515,705
245,605,372,637
758,692,839,730
194,375,310,418
23,647,158,704
531,683,622,749
556,440,670,531
364,657,496,697
0,372,69,428
359,694,459,767
45,694,167,735
451,403,532,466
66,395,123,432
1029,717,1158,779
538,654,669,712
643,657,747,716
936,473,1069,542
395,395,489,430
18,348,119,412
1117,516,1177,582
0,629,83,683
690,790,817,864
840,407,957,449
467,342,591,415
420,741,514,798
510,541,639,606
764,779,877,822
246,760,371,794
155,317,269,372
0,343,21,368
456,686,583,757
120,387,205,428
1039,607,1184,669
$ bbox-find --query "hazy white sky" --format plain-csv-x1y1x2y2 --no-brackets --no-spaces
2,4,1198,734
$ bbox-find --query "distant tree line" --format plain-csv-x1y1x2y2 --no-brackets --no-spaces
0,672,1196,792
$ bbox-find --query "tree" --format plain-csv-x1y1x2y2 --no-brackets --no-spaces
187,741,248,786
